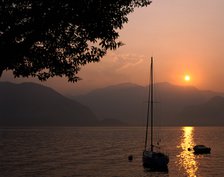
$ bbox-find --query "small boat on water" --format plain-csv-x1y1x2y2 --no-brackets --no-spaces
193,145,211,154
142,57,169,171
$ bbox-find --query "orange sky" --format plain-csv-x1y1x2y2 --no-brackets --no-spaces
2,0,224,96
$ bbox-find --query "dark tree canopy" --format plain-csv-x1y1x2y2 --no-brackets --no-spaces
0,0,151,82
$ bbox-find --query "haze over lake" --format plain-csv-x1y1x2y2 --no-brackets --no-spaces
1,81,224,126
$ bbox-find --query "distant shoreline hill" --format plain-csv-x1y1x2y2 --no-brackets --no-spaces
74,82,224,126
179,96,224,126
0,82,98,126
1,81,224,127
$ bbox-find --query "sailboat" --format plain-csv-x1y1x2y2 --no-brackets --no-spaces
142,57,169,171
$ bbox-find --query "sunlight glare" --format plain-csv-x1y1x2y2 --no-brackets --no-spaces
177,127,198,177
184,75,191,82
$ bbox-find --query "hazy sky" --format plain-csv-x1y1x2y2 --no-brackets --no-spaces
2,0,224,96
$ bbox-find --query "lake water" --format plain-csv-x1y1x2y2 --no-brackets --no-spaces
0,127,224,177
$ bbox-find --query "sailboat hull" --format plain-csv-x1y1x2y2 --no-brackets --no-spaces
142,57,169,171
143,150,169,171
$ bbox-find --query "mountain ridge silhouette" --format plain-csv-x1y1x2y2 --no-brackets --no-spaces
75,82,224,126
0,82,97,126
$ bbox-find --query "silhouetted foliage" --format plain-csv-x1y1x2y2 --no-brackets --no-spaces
0,0,151,82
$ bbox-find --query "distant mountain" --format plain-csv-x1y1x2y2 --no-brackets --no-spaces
3,81,223,127
179,96,224,126
0,82,97,126
151,82,223,125
75,83,147,125
74,82,224,126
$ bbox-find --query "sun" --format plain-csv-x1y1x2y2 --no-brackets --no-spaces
184,75,191,82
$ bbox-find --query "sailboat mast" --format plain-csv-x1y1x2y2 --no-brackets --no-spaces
144,58,151,151
150,57,154,152
144,57,154,151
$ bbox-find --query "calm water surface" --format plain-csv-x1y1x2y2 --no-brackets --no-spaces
0,127,224,177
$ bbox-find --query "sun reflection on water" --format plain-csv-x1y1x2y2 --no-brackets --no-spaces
177,127,198,177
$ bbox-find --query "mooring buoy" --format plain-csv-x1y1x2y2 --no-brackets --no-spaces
128,155,133,162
